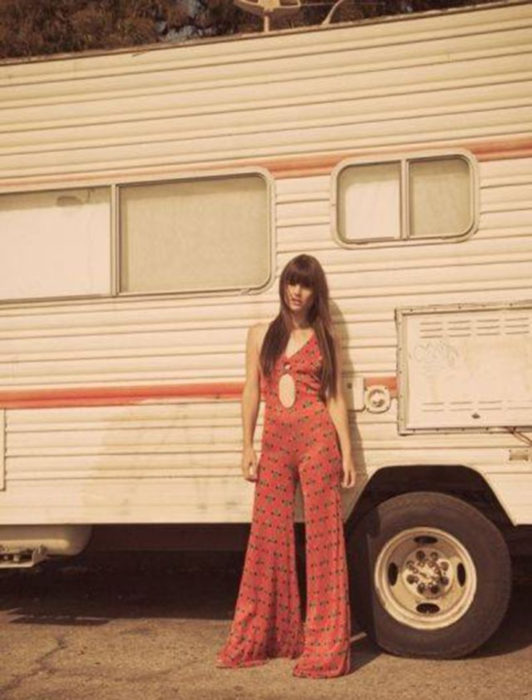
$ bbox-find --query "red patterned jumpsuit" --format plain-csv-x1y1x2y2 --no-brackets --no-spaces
215,330,351,678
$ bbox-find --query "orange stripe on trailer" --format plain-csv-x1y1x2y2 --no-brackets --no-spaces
0,382,244,409
0,376,397,409
365,375,397,398
266,137,532,177
0,138,530,190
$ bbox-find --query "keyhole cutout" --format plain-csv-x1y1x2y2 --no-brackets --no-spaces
278,372,296,408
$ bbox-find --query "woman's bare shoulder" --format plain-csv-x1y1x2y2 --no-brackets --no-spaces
249,321,272,352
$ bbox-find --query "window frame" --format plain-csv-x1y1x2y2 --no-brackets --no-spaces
115,168,274,298
0,166,275,307
0,183,113,305
331,148,479,248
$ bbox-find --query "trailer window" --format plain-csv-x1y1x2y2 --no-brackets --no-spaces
337,161,401,242
335,154,473,243
119,173,269,294
0,187,111,301
409,157,471,238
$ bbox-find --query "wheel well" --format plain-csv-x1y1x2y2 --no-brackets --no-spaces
346,465,514,540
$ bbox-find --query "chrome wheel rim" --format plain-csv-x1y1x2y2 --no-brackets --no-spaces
374,526,477,630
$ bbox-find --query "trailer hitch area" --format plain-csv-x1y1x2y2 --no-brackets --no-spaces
0,544,48,568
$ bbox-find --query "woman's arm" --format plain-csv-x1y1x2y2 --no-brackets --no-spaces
241,324,261,449
240,324,263,481
325,329,352,459
326,329,356,488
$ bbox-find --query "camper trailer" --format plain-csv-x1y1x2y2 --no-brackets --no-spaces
0,0,530,659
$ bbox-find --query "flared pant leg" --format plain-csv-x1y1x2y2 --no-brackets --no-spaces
292,438,351,678
215,446,305,668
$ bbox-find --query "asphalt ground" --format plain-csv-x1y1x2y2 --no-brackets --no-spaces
0,551,530,700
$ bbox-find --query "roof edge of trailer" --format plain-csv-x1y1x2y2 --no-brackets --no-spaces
0,0,526,67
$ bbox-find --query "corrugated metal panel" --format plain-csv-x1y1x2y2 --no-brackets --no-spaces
6,403,253,479
0,3,531,180
0,410,4,491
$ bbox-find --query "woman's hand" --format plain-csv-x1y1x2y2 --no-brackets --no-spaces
241,446,259,482
341,453,357,488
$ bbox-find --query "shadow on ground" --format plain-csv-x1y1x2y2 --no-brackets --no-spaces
0,550,530,658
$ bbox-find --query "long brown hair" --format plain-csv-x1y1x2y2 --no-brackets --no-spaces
259,254,338,402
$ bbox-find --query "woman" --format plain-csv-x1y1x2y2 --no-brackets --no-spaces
215,254,356,678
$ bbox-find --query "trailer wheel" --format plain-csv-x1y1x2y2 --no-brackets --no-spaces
347,491,512,658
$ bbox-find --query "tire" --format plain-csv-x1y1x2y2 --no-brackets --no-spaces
347,491,512,658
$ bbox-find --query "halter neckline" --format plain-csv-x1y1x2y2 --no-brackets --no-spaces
282,331,316,361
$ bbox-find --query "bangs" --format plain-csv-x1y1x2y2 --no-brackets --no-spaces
286,268,313,289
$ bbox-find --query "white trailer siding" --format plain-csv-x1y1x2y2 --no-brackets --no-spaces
0,1,531,525
0,2,531,180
